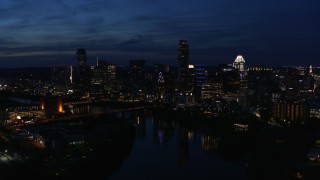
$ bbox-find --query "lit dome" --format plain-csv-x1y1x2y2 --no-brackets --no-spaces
234,55,245,63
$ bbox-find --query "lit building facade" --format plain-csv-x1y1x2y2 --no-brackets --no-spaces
193,64,206,101
157,72,165,100
232,55,248,100
272,102,309,123
51,66,72,94
233,55,247,78
90,66,105,92
105,64,117,92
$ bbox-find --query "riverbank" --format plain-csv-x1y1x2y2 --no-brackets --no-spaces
0,114,135,179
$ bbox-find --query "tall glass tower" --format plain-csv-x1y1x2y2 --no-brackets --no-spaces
75,48,90,93
177,40,190,91
76,49,87,67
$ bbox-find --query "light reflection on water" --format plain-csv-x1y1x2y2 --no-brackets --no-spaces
110,116,247,180
1,107,316,179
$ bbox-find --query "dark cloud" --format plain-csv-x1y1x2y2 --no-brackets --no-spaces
0,0,320,67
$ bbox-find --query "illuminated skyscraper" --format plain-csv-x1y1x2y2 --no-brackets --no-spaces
157,72,165,99
233,55,247,78
76,49,87,67
89,58,117,93
106,64,116,89
231,55,248,105
177,40,191,91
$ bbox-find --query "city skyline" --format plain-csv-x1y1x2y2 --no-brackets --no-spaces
0,0,320,68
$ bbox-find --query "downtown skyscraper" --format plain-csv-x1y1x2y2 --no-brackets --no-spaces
177,40,191,92
76,48,87,67
75,48,90,93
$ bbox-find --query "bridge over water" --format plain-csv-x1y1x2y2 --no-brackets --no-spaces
37,105,157,124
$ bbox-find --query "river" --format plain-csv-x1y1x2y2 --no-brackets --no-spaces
110,116,247,180
1,101,316,179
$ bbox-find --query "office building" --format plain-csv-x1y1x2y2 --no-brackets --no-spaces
76,49,87,67
75,49,90,93
177,40,191,92
129,60,146,87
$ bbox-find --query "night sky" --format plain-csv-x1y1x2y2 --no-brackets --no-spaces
0,0,319,68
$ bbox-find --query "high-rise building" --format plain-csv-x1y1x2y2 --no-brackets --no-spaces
76,49,87,67
273,102,309,123
75,49,90,93
90,66,105,92
51,66,72,93
309,65,313,75
89,58,117,93
127,60,146,101
177,40,191,91
233,55,247,78
157,72,165,99
69,65,73,84
129,60,146,86
96,58,108,67
193,64,207,100
153,64,175,96
76,66,91,93
232,55,248,100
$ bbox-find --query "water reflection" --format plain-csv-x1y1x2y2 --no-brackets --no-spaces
69,104,91,114
135,116,146,138
153,118,174,145
112,115,318,180
2,111,317,180
201,133,220,152
177,127,188,167
111,116,248,180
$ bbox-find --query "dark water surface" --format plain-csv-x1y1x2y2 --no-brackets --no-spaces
110,116,247,180
1,105,318,179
